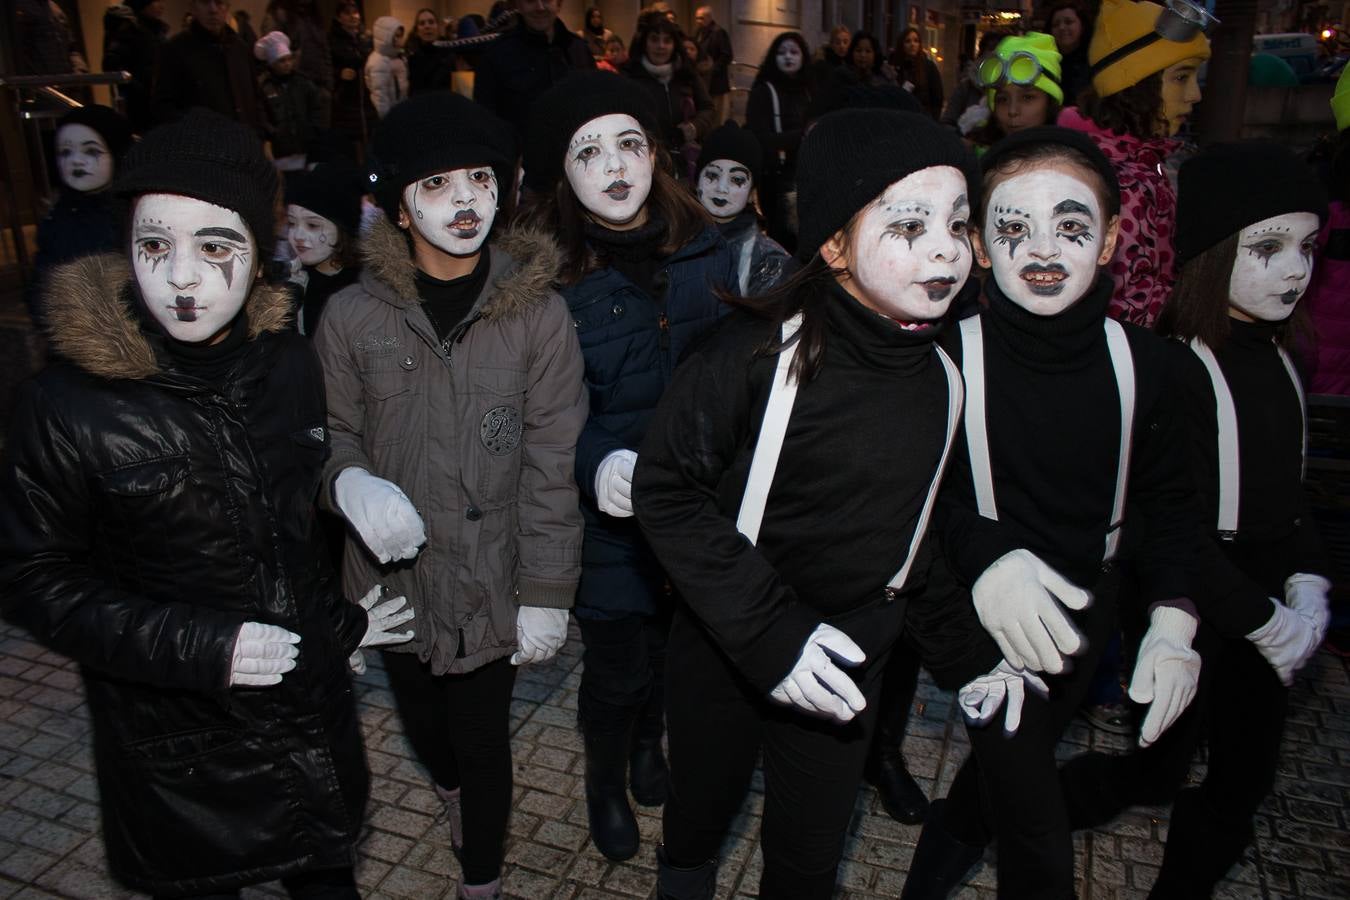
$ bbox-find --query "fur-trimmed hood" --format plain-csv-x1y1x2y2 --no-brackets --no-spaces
43,253,294,380
358,216,563,320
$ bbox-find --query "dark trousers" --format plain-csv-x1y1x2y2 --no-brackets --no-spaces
662,609,884,900
874,647,922,751
940,568,1121,900
381,652,517,885
576,606,670,735
154,866,359,900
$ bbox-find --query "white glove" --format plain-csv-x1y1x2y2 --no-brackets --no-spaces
229,622,301,687
287,255,309,290
510,606,570,665
769,624,867,723
333,467,427,564
357,584,415,647
1127,605,1200,748
1285,573,1331,647
1246,597,1320,686
971,549,1092,675
957,102,991,136
348,650,367,675
957,659,1048,735
594,449,637,518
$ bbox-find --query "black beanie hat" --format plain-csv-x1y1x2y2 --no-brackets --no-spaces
115,108,278,249
696,122,763,185
522,71,659,193
285,162,365,236
980,126,1120,214
367,91,516,222
57,104,133,160
795,109,979,261
1175,141,1328,266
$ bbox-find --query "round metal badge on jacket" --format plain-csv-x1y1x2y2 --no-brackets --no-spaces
481,406,522,455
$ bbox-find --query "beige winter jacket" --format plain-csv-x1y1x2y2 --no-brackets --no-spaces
313,219,587,675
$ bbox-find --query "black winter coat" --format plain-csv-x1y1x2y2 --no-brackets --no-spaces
473,19,595,138
328,21,376,142
152,21,262,132
0,255,369,895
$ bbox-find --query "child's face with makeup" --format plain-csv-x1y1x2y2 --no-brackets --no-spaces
1227,212,1320,322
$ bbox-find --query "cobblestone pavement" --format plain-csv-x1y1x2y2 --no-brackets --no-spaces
1,620,1347,900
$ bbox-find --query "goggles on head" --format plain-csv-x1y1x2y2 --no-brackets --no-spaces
1091,0,1218,76
978,51,1060,90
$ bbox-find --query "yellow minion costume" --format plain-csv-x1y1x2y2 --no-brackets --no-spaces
983,32,1064,108
1089,0,1211,97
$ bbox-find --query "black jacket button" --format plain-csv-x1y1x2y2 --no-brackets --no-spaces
465,505,482,521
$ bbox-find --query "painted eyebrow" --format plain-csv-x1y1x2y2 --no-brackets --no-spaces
729,166,750,176
135,223,173,237
617,129,643,139
952,193,968,213
1053,199,1092,216
195,226,248,242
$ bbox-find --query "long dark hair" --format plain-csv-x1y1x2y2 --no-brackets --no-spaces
404,7,439,55
514,134,709,284
1080,73,1165,139
1043,0,1095,51
893,27,929,93
846,31,884,77
1156,233,1312,351
754,32,811,87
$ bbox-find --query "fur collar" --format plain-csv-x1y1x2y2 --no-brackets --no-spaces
360,216,563,320
44,253,293,380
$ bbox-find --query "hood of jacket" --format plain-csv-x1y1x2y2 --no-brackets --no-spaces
358,215,563,320
372,16,403,55
43,253,293,380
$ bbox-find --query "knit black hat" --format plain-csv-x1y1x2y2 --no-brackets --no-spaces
367,91,516,222
795,109,979,261
522,71,659,193
696,122,763,185
1175,140,1328,266
57,104,133,160
115,108,278,248
980,126,1120,214
285,162,365,236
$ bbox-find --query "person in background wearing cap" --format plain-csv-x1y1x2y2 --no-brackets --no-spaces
633,108,974,900
1059,0,1212,329
28,105,132,328
256,30,328,171
517,70,736,865
1053,141,1332,899
101,0,169,134
283,162,364,335
902,126,1202,899
961,33,1063,155
1301,65,1350,398
313,91,586,900
152,0,263,135
365,15,409,118
0,108,409,898
694,121,790,296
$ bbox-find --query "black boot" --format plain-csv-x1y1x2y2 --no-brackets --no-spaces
1149,788,1253,898
630,689,669,807
656,845,717,900
583,725,640,861
899,801,984,900
865,743,929,825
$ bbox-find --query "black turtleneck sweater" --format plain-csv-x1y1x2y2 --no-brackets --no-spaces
1170,319,1330,636
937,276,1197,607
584,218,668,301
634,282,953,692
416,249,491,344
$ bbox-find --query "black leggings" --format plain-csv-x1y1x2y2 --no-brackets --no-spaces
662,609,884,900
154,866,359,900
381,652,517,885
576,606,670,734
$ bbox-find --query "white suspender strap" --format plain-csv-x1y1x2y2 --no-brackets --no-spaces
737,231,757,296
736,314,804,545
1274,345,1308,481
957,316,998,521
1102,319,1136,562
1189,338,1241,537
766,82,786,163
886,347,964,593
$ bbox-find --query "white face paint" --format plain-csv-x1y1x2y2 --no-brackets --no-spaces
696,158,752,222
402,166,498,257
839,166,972,323
1228,211,1320,322
776,40,803,74
132,194,255,343
983,168,1105,316
56,123,113,193
286,204,341,267
566,113,654,227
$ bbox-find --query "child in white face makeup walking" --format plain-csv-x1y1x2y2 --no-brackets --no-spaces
634,109,976,900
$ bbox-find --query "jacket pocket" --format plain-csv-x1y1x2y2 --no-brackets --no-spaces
95,456,191,496
471,367,526,507
359,358,421,447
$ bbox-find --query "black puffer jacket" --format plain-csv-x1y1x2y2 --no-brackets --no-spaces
0,254,369,895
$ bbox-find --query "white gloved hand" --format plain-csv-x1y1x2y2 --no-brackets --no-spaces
357,584,415,647
1285,573,1331,647
1127,604,1201,747
971,549,1092,675
769,624,867,723
957,659,1049,735
348,650,367,675
1247,597,1320,686
287,255,309,290
594,449,637,518
510,606,570,665
229,622,301,687
333,467,427,564
957,103,991,136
